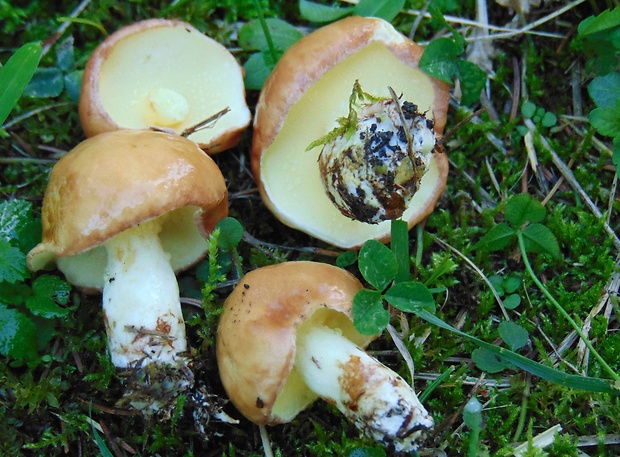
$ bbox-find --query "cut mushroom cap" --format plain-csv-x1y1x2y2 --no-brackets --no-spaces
252,16,450,248
216,261,434,451
27,129,228,414
79,18,251,154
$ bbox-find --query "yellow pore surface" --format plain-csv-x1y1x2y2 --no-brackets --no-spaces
98,25,245,143
261,43,440,248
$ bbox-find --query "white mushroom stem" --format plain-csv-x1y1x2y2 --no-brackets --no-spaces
103,218,187,368
294,325,434,452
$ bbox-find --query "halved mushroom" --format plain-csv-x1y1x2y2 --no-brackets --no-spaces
27,129,228,414
216,261,434,452
79,18,252,154
252,16,450,248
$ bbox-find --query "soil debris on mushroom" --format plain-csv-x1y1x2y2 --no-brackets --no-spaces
308,81,442,224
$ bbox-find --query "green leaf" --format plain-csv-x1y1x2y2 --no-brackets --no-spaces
243,51,277,90
488,275,505,295
89,402,114,457
0,281,30,306
352,289,388,335
588,72,620,108
423,253,458,287
428,4,465,51
25,275,72,319
216,217,244,250
416,309,618,394
238,18,302,53
353,0,405,22
15,216,41,254
503,294,522,310
0,199,33,243
613,136,620,170
520,223,560,259
0,303,38,361
541,111,557,128
0,42,42,125
358,240,397,291
521,100,536,118
498,320,529,351
299,0,353,23
504,193,546,226
384,281,435,313
502,275,521,294
64,70,83,102
578,7,620,36
462,397,483,429
23,67,64,98
472,347,510,373
56,16,108,36
419,37,461,83
455,59,486,106
55,36,75,72
0,240,28,284
348,447,386,457
473,222,515,252
589,102,620,138
336,250,357,268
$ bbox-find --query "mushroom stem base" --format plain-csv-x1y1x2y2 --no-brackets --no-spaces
118,357,194,418
294,325,434,452
103,218,187,368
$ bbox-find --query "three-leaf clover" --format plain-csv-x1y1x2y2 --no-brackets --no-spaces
474,193,560,259
353,236,435,335
24,36,82,101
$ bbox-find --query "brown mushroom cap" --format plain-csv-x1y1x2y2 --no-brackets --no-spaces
27,129,228,290
79,18,251,154
216,261,377,425
251,16,450,249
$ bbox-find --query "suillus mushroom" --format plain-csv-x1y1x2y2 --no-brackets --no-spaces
79,18,252,154
27,129,228,414
251,16,450,248
216,261,434,452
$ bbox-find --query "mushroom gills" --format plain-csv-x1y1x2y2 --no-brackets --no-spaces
294,325,434,451
103,217,187,368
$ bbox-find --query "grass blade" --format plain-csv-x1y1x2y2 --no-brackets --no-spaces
390,219,410,283
0,42,42,125
415,309,618,394
88,402,114,457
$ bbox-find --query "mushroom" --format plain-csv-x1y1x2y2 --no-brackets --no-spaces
79,18,252,154
251,16,450,248
216,261,434,452
27,129,228,413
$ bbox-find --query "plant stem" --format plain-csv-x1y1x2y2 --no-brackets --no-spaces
415,223,424,268
512,375,530,442
254,0,278,65
516,231,620,381
391,219,410,284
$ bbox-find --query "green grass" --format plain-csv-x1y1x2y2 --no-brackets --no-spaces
1,0,619,456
